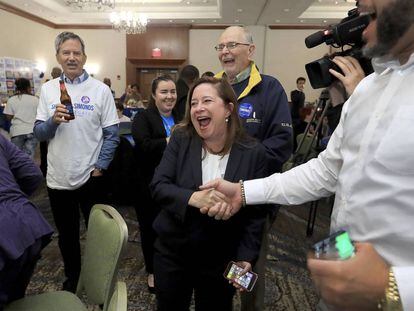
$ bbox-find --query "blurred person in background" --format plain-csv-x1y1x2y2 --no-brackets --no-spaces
115,101,131,123
103,77,116,98
3,78,38,158
201,71,215,78
174,65,200,121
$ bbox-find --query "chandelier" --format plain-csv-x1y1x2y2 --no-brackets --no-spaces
66,0,115,10
110,12,148,34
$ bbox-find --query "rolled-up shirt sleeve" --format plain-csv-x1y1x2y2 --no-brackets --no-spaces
95,124,120,170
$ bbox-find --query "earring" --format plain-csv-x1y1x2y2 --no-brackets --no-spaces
225,117,229,123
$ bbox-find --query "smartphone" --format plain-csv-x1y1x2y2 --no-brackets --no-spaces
223,261,258,292
312,230,355,260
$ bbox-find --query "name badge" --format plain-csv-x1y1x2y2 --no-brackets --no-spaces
239,103,253,119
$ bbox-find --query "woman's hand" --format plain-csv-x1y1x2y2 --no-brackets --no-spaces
228,261,252,292
189,189,230,219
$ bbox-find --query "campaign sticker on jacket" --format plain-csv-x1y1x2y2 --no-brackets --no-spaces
239,103,253,118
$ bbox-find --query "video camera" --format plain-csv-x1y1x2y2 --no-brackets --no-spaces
305,6,373,89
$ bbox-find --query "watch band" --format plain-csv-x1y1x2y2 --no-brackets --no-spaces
378,268,403,311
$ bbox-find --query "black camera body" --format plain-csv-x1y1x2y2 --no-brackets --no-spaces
305,8,373,89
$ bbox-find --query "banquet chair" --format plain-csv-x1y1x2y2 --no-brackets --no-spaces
6,204,128,311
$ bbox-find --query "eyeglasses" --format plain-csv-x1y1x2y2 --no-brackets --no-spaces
214,42,250,51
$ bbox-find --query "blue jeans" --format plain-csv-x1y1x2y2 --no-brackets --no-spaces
11,134,38,159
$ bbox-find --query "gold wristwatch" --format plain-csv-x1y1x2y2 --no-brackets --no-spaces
378,268,403,311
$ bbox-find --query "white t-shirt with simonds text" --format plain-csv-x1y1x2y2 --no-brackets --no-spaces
37,77,119,190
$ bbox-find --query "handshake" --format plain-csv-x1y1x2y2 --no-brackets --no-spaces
189,179,243,220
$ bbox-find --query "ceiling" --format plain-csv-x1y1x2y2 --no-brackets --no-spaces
0,0,358,27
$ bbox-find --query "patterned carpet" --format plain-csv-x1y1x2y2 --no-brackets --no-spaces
26,182,331,310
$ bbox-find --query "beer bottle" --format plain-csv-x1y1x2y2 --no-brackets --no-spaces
59,80,75,120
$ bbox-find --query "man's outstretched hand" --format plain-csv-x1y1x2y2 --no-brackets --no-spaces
199,179,243,220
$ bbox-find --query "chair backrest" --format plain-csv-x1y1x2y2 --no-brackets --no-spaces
76,204,128,311
108,281,127,311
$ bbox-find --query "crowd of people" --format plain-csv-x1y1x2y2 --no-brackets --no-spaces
0,0,413,310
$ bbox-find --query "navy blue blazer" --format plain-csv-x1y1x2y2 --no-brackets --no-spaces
150,129,268,267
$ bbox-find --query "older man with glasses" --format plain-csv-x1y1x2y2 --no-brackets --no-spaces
214,26,293,311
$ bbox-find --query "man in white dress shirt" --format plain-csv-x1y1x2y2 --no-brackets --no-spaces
200,0,414,309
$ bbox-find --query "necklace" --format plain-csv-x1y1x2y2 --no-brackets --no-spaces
204,143,225,156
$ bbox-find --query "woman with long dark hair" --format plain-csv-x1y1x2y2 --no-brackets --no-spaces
150,77,268,310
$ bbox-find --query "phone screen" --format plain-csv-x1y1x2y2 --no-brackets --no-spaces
224,262,258,291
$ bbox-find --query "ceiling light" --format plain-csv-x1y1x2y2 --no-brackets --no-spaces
283,8,290,12
235,19,239,23
186,1,191,4
110,12,148,34
66,0,115,10
237,8,243,13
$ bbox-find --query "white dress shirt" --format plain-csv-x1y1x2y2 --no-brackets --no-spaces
245,53,414,310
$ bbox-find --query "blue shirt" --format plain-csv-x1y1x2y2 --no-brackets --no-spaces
161,114,175,137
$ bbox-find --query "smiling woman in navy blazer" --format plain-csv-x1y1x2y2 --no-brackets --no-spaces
150,77,268,311
131,75,178,293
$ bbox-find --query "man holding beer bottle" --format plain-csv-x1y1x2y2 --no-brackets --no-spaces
33,32,119,292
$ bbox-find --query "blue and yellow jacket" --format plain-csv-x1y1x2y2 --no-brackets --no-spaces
216,62,293,173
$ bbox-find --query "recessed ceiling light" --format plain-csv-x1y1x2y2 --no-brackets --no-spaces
300,20,304,23
191,19,195,23
237,8,243,13
169,20,173,23
323,20,327,23
213,19,217,22
275,19,280,23
283,8,290,12
235,19,239,23
186,1,190,4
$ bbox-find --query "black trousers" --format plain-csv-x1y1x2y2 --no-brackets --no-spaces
0,238,43,310
154,243,235,311
47,175,107,284
133,186,159,274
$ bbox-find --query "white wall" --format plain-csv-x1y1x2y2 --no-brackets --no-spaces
264,29,329,102
0,9,126,97
0,10,55,73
